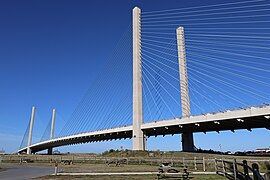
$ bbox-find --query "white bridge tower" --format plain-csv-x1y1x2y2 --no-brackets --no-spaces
132,7,194,151
177,27,194,151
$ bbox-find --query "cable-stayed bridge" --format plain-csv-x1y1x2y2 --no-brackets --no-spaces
18,0,270,154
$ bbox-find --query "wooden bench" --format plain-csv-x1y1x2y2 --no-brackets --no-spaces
21,158,34,163
106,160,121,166
61,160,72,165
157,163,190,179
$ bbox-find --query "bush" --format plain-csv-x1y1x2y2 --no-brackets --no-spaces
109,149,115,153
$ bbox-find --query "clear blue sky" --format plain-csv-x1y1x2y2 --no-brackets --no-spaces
0,0,269,153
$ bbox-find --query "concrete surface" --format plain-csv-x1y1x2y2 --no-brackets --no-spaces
0,164,54,180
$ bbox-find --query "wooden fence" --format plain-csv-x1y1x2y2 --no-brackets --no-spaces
215,158,265,180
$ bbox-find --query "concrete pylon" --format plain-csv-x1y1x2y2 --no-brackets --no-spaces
50,109,56,140
176,27,195,152
48,108,56,155
132,7,145,151
27,106,35,155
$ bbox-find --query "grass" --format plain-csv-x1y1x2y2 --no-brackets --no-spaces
4,151,270,160
100,150,270,159
37,174,226,180
264,161,270,171
33,161,227,179
0,167,6,172
61,164,158,173
2,152,270,178
33,160,269,173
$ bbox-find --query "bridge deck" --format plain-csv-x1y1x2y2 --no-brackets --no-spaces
18,105,270,153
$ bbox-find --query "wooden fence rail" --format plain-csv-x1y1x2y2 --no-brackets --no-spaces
215,158,265,180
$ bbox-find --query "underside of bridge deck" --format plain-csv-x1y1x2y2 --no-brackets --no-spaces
26,130,133,153
143,115,270,137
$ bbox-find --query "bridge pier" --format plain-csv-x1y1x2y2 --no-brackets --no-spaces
27,148,32,155
176,27,195,152
48,148,53,155
132,7,145,151
182,132,195,151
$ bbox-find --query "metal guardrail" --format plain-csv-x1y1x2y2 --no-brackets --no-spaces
215,158,265,180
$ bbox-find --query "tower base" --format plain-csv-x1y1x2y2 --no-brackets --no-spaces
48,148,53,155
132,131,146,150
182,132,195,152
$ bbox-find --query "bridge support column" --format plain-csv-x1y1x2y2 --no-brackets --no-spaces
48,108,56,155
27,106,35,155
176,27,195,152
48,148,52,155
132,7,145,151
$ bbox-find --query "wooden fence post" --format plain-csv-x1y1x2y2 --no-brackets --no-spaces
233,159,237,180
222,159,226,177
194,157,197,170
203,157,206,171
214,158,217,172
243,160,250,180
54,161,58,175
251,163,263,180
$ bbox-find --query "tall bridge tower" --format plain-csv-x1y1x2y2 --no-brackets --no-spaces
132,7,194,151
27,106,35,154
177,27,194,151
132,7,145,150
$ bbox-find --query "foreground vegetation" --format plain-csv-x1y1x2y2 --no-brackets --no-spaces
100,149,270,159
1,150,270,180
1,150,270,173
61,164,158,173
37,174,226,180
